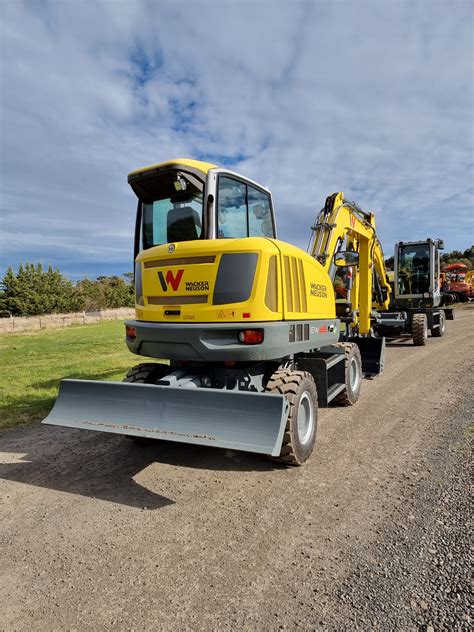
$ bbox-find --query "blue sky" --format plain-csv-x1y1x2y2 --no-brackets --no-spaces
1,0,473,279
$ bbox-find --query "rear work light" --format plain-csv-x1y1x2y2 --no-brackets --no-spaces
238,329,264,345
126,325,137,339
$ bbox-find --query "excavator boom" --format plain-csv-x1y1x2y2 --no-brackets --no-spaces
308,192,391,334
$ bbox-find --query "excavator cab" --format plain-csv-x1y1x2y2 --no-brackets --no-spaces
130,160,277,257
394,239,443,308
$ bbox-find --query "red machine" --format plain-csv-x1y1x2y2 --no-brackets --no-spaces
441,263,473,302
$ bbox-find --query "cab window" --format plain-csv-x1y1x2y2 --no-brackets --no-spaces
248,186,274,237
143,194,203,248
397,244,430,294
217,177,247,238
217,176,274,239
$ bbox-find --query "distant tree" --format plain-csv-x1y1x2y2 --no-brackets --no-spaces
384,256,394,270
441,245,473,270
76,274,134,310
0,263,84,317
0,264,135,317
462,245,474,263
100,275,134,309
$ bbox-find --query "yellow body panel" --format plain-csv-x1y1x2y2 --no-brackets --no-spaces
136,238,335,323
128,158,217,179
268,240,335,320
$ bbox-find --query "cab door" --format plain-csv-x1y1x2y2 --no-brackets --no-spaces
207,169,277,240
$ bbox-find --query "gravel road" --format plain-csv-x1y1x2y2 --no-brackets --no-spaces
1,308,472,631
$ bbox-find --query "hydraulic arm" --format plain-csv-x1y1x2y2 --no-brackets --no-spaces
308,192,391,334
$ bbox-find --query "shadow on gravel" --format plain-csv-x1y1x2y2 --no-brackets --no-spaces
0,432,175,510
385,339,414,347
126,438,283,473
386,339,443,347
0,427,281,509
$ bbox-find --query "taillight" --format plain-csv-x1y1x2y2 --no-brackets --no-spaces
126,325,137,339
238,329,264,345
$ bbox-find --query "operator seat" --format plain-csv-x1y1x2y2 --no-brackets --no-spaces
412,256,430,294
167,206,201,243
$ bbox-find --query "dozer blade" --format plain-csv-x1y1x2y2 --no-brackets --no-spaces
43,379,289,457
348,336,386,376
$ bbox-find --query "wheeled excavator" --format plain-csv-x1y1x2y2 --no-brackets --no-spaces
43,159,390,465
375,239,454,345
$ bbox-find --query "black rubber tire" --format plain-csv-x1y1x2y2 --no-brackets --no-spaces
412,313,428,346
431,310,446,337
122,363,169,444
331,342,363,406
265,370,318,466
122,363,169,385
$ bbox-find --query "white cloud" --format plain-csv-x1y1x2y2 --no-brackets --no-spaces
0,0,472,277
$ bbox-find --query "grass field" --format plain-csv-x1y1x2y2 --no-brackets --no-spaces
0,320,160,430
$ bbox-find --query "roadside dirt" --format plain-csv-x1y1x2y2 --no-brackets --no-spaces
1,308,472,631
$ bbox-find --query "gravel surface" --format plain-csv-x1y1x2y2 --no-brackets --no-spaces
1,307,472,631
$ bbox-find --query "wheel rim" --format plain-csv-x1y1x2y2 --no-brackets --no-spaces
349,356,362,392
423,319,428,338
440,314,446,333
297,392,314,445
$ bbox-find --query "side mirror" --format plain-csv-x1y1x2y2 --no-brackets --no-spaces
334,251,359,267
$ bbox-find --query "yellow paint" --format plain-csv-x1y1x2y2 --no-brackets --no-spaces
128,158,217,179
136,237,336,323
129,162,388,332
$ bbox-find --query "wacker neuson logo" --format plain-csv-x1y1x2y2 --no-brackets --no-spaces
310,282,327,298
185,281,209,291
157,270,209,292
158,269,184,291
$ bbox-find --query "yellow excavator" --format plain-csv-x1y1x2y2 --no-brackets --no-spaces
43,159,390,465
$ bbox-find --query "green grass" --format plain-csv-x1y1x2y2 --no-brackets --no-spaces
0,320,154,430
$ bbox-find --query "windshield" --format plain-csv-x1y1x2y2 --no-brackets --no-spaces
142,192,203,249
397,243,430,294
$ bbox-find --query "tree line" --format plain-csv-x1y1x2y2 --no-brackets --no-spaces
0,263,134,317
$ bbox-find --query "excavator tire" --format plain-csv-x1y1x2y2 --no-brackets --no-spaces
412,313,428,346
123,363,170,444
431,310,446,337
265,370,318,466
123,363,170,384
331,342,363,406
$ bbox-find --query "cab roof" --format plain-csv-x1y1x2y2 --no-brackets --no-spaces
128,158,218,180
